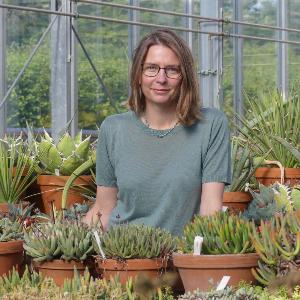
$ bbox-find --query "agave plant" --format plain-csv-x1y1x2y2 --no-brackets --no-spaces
179,211,254,254
243,183,300,224
34,130,93,176
94,224,176,260
236,91,300,168
251,212,300,285
0,136,37,204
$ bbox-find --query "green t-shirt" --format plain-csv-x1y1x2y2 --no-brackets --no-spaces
96,108,231,236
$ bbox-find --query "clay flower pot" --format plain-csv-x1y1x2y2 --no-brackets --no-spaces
223,191,252,212
33,259,88,286
255,167,300,186
0,240,24,276
172,253,259,292
96,258,168,284
35,175,93,215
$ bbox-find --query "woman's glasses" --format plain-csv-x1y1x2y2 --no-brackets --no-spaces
142,63,181,79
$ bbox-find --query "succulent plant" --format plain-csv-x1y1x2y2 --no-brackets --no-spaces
178,285,261,300
225,137,257,192
0,136,37,204
94,224,176,260
179,211,254,254
34,131,93,176
24,218,95,262
243,183,300,224
0,217,23,242
251,212,300,285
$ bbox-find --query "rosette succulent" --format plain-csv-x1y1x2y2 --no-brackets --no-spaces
34,131,92,176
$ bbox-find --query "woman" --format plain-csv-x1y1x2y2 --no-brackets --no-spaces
84,29,231,236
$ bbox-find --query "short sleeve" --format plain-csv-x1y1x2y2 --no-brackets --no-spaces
96,120,117,187
202,111,231,185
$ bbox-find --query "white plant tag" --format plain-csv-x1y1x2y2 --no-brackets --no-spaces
193,236,203,255
54,169,60,176
93,231,106,259
216,276,231,291
222,206,228,212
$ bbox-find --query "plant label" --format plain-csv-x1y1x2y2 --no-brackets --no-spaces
193,236,203,255
216,276,231,290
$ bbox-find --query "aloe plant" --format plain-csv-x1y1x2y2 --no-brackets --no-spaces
0,218,23,242
94,224,176,260
34,131,93,176
179,211,254,254
251,212,300,285
23,216,96,262
236,91,300,168
0,136,37,204
225,137,257,192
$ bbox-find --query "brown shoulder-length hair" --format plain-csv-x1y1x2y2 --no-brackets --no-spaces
126,28,201,126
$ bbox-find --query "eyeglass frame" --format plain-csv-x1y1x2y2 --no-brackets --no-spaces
141,63,182,79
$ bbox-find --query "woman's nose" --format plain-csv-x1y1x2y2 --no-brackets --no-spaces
155,69,168,82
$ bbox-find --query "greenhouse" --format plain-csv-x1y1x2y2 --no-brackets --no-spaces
1,0,300,299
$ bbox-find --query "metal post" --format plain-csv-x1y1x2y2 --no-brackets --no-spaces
199,0,223,108
51,0,77,141
233,0,243,122
277,0,288,100
0,0,6,137
184,0,194,50
128,0,139,96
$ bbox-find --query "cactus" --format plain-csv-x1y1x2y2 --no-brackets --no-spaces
179,211,254,254
251,212,300,285
34,131,93,176
94,224,176,259
243,183,300,224
23,217,95,262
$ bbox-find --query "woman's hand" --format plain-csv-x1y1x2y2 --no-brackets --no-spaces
83,185,118,230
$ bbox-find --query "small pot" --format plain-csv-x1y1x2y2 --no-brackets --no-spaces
32,259,88,286
223,191,252,212
96,257,168,284
0,240,24,276
172,252,259,292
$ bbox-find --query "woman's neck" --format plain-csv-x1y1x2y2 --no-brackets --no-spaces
142,105,178,130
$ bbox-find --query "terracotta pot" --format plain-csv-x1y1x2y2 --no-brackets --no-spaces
33,259,88,286
172,253,259,292
0,201,30,215
96,258,168,284
0,240,24,276
35,175,93,215
255,167,300,186
223,191,252,212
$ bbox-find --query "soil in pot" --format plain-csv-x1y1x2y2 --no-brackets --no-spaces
172,253,259,292
0,240,24,277
96,258,168,285
32,259,89,287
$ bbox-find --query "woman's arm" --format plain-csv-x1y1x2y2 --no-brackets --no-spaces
199,182,224,215
83,185,118,230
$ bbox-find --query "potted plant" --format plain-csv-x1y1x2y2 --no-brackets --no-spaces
31,130,94,214
0,136,37,213
172,212,259,292
251,212,300,286
23,212,96,286
94,223,176,285
237,91,300,186
243,182,300,224
223,138,258,212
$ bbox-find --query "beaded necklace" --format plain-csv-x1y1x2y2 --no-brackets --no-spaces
143,118,179,138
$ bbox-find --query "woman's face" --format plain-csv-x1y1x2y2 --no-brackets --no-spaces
140,45,182,109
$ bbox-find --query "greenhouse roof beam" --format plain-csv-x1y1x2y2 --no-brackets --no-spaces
0,0,6,137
